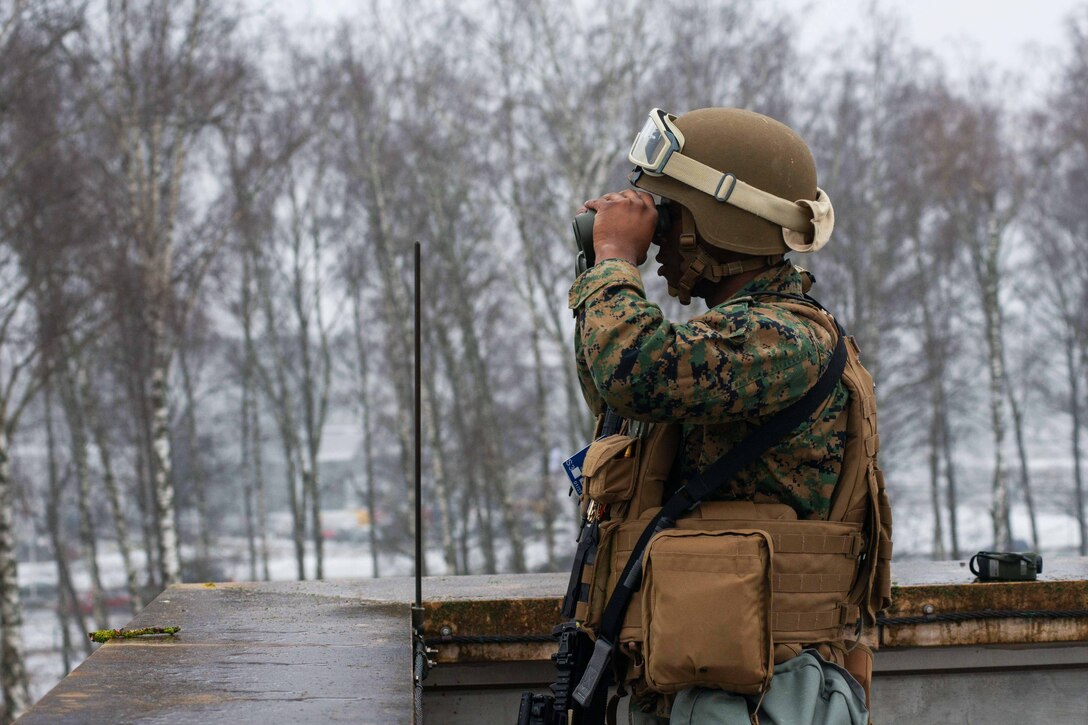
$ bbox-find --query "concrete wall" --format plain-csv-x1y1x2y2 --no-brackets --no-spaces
425,644,1088,723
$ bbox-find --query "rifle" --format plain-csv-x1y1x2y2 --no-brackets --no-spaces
517,622,607,725
515,410,623,725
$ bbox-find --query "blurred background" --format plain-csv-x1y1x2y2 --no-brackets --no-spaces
0,0,1086,717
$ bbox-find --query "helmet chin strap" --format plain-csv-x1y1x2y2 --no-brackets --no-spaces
668,206,780,305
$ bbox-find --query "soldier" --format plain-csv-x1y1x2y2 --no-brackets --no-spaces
567,108,890,724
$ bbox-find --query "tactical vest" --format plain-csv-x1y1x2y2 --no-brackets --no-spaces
571,303,893,698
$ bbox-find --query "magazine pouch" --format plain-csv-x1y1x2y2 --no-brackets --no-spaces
583,434,639,504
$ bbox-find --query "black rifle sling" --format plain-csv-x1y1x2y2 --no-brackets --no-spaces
572,320,848,707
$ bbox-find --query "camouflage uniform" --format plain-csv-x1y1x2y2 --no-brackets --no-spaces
569,257,848,520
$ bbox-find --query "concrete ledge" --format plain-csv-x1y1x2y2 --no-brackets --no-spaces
21,580,414,724
20,559,1088,723
423,559,1088,664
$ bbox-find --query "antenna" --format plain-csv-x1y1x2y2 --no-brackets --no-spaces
411,241,427,725
413,239,423,610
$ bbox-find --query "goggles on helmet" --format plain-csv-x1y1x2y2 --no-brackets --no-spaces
628,109,685,174
627,107,819,237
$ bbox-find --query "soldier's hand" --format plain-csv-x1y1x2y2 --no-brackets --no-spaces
581,190,657,267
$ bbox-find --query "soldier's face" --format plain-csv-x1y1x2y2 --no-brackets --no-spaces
654,202,685,289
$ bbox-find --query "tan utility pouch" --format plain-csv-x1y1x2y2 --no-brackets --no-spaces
583,434,639,504
575,518,618,629
641,529,774,695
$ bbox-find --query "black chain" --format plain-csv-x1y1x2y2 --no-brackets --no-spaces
425,633,556,646
426,608,1088,646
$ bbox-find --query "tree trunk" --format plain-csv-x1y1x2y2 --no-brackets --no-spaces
44,385,81,673
303,466,322,579
910,225,947,560
59,365,108,629
529,316,557,570
1068,337,1086,555
179,347,211,564
255,251,307,579
295,291,325,580
454,320,526,573
940,402,961,559
351,103,424,551
81,369,143,613
0,421,30,721
421,349,457,574
979,217,1011,550
477,482,497,574
426,230,525,572
52,584,73,677
241,249,270,580
456,488,471,575
927,391,946,560
251,399,271,581
149,334,181,585
432,321,497,574
1007,385,1039,549
277,424,305,580
133,441,159,590
351,290,381,578
240,371,258,582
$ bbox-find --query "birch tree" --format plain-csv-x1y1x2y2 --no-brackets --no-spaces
219,73,305,580
69,0,251,585
79,352,143,611
928,85,1023,550
1027,8,1088,552
335,29,420,561
0,1,83,714
803,10,927,386
347,273,382,576
889,79,980,559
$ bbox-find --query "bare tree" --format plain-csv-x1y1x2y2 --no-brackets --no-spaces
335,30,420,562
218,72,306,580
79,355,143,611
927,84,1024,551
347,277,382,576
892,79,978,559
1026,8,1088,552
41,384,87,675
67,0,250,585
0,2,85,714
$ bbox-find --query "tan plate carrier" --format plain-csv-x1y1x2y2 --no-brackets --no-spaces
573,307,893,698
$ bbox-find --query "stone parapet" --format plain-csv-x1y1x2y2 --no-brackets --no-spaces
19,559,1088,723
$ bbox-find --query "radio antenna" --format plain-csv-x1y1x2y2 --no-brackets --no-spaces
411,240,428,724
413,240,423,610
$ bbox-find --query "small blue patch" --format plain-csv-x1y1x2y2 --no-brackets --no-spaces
562,444,591,495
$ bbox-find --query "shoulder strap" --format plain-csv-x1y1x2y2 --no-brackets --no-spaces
573,319,848,707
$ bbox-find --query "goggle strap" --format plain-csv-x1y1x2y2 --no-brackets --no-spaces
662,153,812,232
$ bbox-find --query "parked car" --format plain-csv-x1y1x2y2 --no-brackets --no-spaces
76,590,133,615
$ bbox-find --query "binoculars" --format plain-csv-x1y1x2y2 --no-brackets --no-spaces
969,551,1043,582
572,203,671,276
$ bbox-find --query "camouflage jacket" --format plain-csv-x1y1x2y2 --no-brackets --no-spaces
568,258,849,520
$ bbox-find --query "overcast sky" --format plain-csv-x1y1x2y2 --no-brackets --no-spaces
794,0,1080,84
258,0,1083,71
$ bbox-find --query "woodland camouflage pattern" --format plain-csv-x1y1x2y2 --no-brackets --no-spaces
569,258,848,519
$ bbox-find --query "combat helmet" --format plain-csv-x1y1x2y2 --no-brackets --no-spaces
628,107,833,302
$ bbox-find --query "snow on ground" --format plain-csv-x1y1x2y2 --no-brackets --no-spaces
894,500,1081,556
